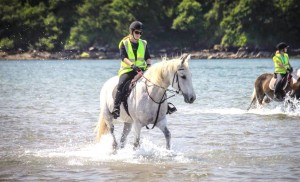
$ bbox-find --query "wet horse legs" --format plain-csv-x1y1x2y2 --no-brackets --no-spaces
157,118,171,150
133,122,142,149
120,123,132,148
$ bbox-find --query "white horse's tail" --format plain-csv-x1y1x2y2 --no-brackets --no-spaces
95,84,110,142
95,76,118,142
247,88,257,111
95,110,108,142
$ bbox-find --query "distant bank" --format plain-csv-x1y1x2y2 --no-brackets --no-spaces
1,47,300,60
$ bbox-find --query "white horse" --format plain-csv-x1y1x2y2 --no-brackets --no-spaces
96,54,196,150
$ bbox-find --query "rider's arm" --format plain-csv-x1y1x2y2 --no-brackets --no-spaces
288,62,293,72
274,56,291,73
120,43,134,66
123,57,134,66
145,45,152,67
287,55,292,70
274,57,285,68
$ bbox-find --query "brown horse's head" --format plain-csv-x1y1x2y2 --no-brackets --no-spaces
290,78,300,99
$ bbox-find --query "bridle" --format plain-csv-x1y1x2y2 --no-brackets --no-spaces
171,68,184,95
141,69,182,102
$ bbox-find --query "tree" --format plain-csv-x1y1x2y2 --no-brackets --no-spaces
65,0,120,50
1,0,300,52
0,0,24,50
172,0,205,47
220,0,300,48
203,0,239,48
0,0,79,51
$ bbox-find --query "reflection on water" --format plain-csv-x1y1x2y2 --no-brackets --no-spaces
1,59,300,181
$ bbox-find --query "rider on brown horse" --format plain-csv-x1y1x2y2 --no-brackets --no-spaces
273,42,293,100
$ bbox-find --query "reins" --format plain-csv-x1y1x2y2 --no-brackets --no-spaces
140,71,181,129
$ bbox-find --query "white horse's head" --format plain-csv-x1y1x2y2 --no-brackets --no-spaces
173,54,196,103
145,54,196,103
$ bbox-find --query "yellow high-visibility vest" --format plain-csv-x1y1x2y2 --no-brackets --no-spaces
118,38,147,76
273,53,290,74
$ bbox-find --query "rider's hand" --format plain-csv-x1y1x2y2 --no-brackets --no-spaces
287,67,293,73
131,65,142,73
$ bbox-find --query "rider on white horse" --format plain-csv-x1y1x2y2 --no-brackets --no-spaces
112,21,152,119
112,21,176,119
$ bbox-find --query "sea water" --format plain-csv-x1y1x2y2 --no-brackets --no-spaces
0,59,300,181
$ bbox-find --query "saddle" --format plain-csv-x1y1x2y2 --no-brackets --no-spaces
112,73,178,118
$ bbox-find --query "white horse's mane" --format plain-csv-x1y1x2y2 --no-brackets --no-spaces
144,56,189,86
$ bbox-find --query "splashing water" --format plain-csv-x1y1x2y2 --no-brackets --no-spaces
247,96,300,117
24,135,190,166
283,95,300,115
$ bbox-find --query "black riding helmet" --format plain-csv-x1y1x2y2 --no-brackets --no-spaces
129,21,143,33
276,42,289,50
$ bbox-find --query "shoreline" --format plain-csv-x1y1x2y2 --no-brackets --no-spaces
1,48,300,60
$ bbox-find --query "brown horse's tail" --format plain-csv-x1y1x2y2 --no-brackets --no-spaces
95,110,109,142
247,88,257,111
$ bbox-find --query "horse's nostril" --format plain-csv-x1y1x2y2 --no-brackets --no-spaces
190,97,195,103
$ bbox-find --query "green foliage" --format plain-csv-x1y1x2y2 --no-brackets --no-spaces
219,0,300,48
0,0,23,49
0,38,14,50
0,0,80,51
1,0,300,51
220,0,250,47
172,0,202,31
65,0,116,49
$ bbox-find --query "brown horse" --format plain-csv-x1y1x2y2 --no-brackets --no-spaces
247,72,300,110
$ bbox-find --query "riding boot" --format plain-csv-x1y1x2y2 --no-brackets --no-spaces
112,90,123,119
167,102,177,114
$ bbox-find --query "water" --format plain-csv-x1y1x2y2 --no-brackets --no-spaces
0,59,300,181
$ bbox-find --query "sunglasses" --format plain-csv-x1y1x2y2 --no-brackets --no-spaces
134,31,143,35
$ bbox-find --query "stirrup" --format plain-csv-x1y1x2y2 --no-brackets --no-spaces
167,102,177,114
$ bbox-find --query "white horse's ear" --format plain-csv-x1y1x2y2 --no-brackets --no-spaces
180,54,190,65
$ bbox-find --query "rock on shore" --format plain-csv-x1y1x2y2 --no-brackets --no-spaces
1,47,300,60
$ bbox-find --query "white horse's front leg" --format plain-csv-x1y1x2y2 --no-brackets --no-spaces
120,122,132,148
133,122,142,149
157,118,171,150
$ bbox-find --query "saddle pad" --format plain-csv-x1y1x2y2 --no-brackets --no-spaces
269,77,276,90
